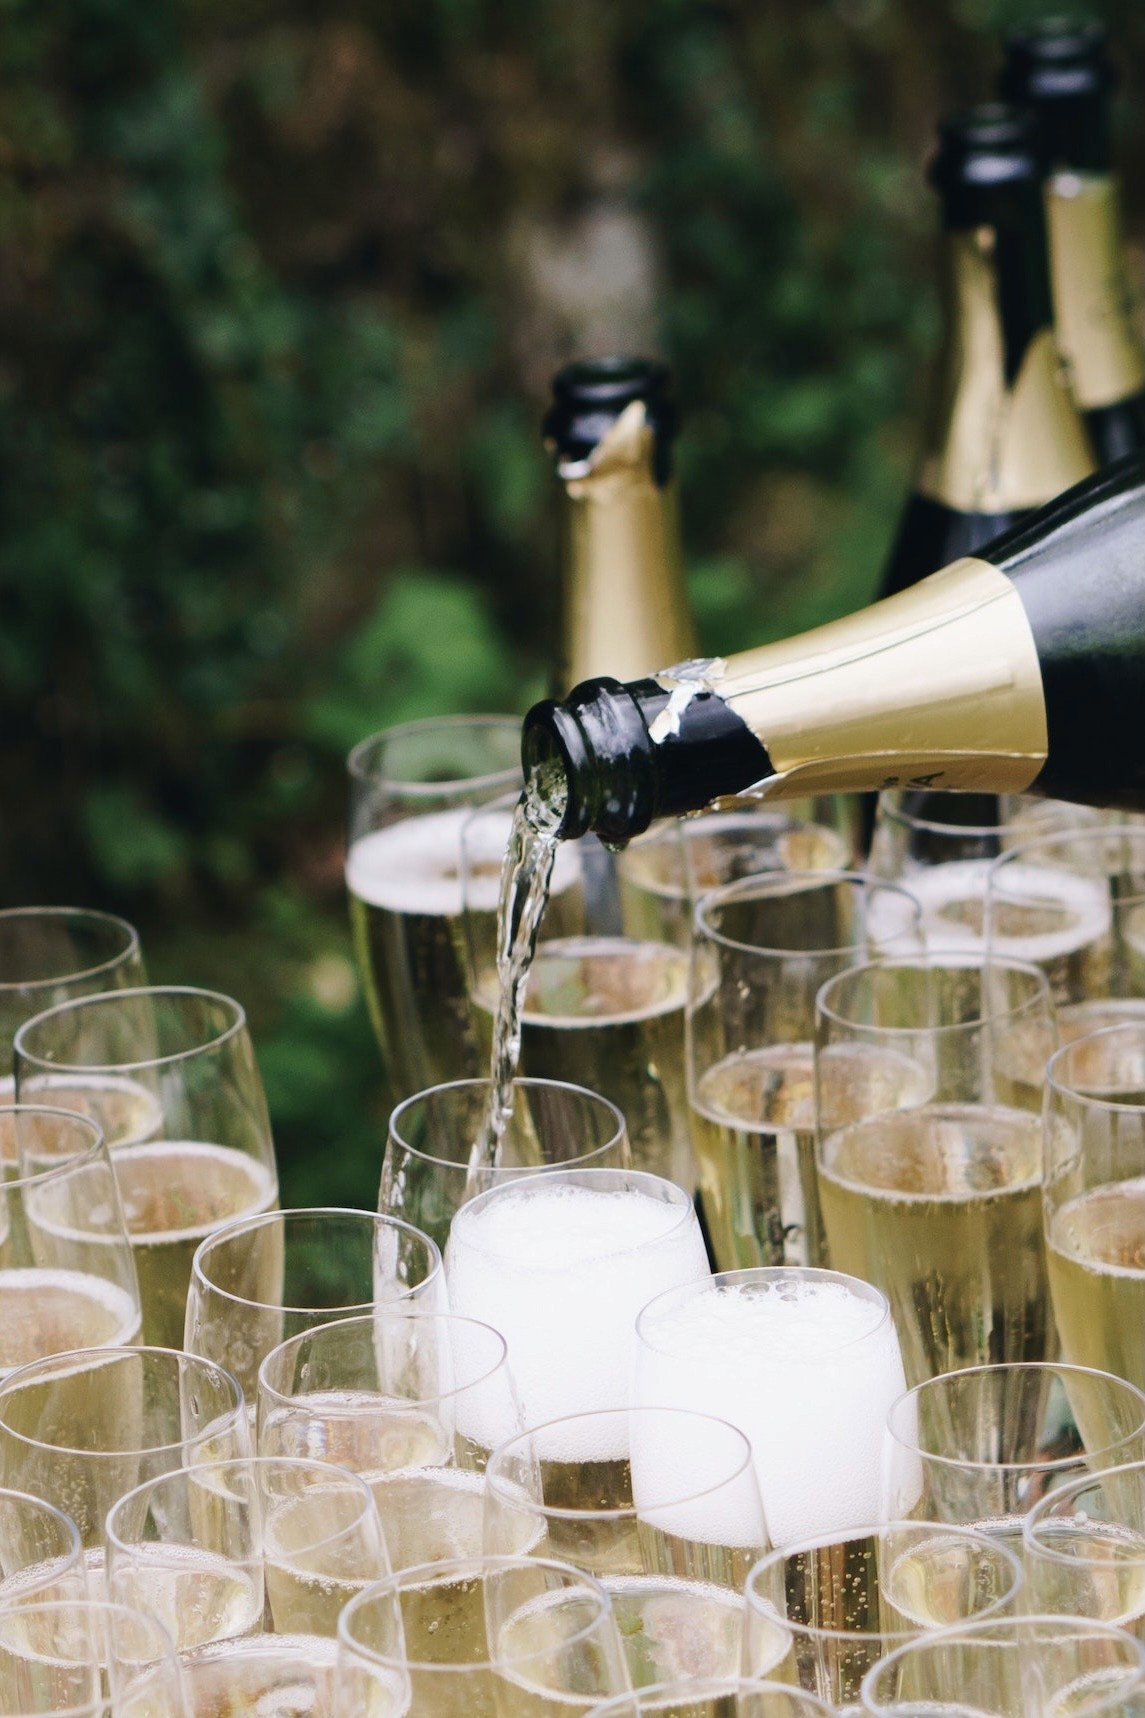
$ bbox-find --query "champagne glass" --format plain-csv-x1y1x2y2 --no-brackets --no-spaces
585,1685,837,1718
346,714,523,1104
106,1456,388,1647
445,1168,710,1429
14,988,277,1350
335,1554,630,1716
882,1362,1145,1544
1043,1024,1145,1388
814,957,1057,1384
258,1309,524,1567
743,1520,1023,1707
986,826,1145,1031
632,1268,906,1548
0,1348,250,1587
859,1615,1145,1717
689,872,923,1270
381,1078,629,1255
0,1598,184,1718
0,1491,86,1607
464,793,694,1186
185,1207,444,1403
0,1111,141,1375
484,1407,768,1687
1023,1459,1145,1629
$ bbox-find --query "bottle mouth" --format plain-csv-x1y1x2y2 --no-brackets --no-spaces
521,703,586,840
543,354,678,484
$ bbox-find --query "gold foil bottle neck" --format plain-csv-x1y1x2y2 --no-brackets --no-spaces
917,228,1095,512
1046,172,1145,410
557,400,697,692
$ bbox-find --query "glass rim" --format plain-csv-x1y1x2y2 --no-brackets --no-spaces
877,792,1010,841
257,1307,510,1412
694,870,922,958
0,906,142,996
987,823,1145,907
0,1594,178,1664
1023,1457,1145,1566
584,1681,836,1715
189,1205,443,1316
0,1483,83,1558
814,953,1052,1037
635,1266,894,1359
1046,1020,1145,1115
104,1454,380,1561
387,1077,627,1174
449,1167,697,1267
884,1362,1145,1475
13,985,248,1075
338,1554,614,1674
0,1346,246,1460
0,1104,105,1163
0,1120,116,1195
484,1405,757,1523
744,1517,1024,1647
346,713,523,795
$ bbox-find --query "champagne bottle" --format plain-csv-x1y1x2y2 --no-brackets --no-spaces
522,456,1145,842
1000,19,1145,464
544,356,696,692
881,104,1095,600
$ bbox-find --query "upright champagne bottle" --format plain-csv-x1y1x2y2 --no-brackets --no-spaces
881,105,1095,600
1000,19,1145,464
544,357,696,691
522,456,1145,841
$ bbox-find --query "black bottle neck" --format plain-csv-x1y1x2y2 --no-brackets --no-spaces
543,356,677,486
998,19,1113,172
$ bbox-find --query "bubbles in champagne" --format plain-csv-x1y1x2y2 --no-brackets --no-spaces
634,1276,906,1548
0,1269,140,1373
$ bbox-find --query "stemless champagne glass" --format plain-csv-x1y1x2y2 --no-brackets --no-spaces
445,1168,710,1429
1023,1459,1145,1630
0,1348,250,1582
0,1598,184,1718
258,1309,524,1567
485,1407,768,1687
1044,1024,1145,1388
689,872,923,1270
381,1078,630,1255
346,714,523,1103
14,987,278,1349
464,793,693,1186
335,1554,629,1716
882,1362,1145,1538
0,1110,141,1374
632,1268,906,1548
743,1520,1023,1706
859,1615,1145,1717
185,1206,444,1403
814,957,1057,1384
0,1490,86,1606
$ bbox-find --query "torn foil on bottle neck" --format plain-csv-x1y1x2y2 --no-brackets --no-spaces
648,657,727,743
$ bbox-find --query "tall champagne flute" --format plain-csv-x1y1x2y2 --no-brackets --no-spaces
586,1685,836,1718
743,1520,1023,1706
445,1168,710,1429
464,794,694,1186
381,1079,629,1256
689,872,924,1270
882,1362,1145,1546
632,1268,906,1548
14,988,277,1349
814,957,1057,1384
484,1407,769,1687
258,1309,524,1567
1044,1024,1145,1388
0,1348,250,1588
1023,1459,1145,1631
185,1207,444,1403
346,714,522,1104
0,1597,184,1718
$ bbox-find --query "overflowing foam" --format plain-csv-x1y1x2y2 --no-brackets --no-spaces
346,810,579,917
634,1278,907,1548
628,1410,768,1551
881,859,1111,961
445,1181,710,1454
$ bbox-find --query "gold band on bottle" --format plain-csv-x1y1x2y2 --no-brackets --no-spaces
1046,173,1145,411
698,557,1049,798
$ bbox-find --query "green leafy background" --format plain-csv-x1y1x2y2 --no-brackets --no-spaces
2,0,1142,1207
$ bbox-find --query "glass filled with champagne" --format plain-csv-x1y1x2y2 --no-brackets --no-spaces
258,1307,524,1568
586,1683,836,1717
1023,1458,1145,1632
0,1596,185,1718
1044,1023,1145,1390
814,956,1057,1384
485,1406,768,1688
14,986,278,1350
381,1077,629,1255
346,714,523,1105
0,1488,86,1608
689,871,923,1270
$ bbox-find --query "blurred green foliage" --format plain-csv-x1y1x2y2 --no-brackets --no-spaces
2,0,1143,1205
